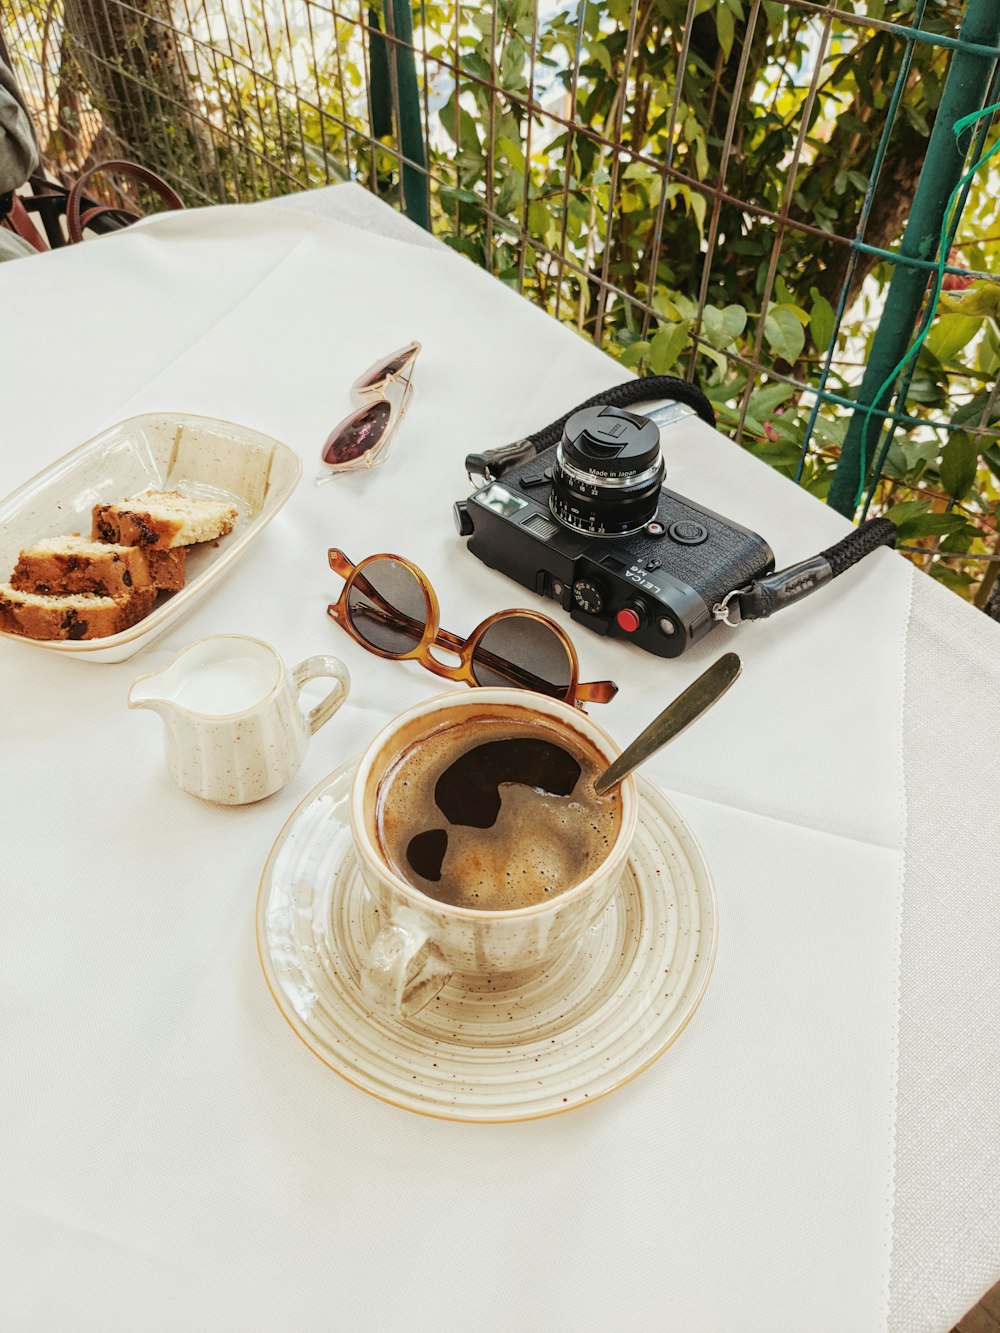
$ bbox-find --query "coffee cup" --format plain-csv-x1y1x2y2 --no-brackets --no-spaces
350,687,638,1019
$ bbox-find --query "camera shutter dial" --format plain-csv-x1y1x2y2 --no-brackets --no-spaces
572,578,606,615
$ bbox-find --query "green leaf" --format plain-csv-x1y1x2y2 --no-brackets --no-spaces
809,288,836,352
584,39,613,77
926,314,982,364
701,349,732,381
460,52,492,80
702,304,747,350
908,375,947,405
763,305,805,365
716,3,735,60
687,189,706,235
883,501,969,540
526,199,549,235
670,292,699,322
977,321,1000,375
982,442,1000,485
617,340,651,369
649,321,690,374
749,382,796,416
938,280,1000,319
439,92,481,155
929,565,975,593
500,37,528,92
883,500,931,526
496,135,526,173
762,0,784,27
436,185,481,205
938,433,979,501
901,513,971,539
704,374,748,405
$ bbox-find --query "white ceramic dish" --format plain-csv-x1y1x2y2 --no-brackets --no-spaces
0,413,301,662
257,759,717,1122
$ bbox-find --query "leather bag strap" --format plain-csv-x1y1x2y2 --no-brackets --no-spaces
3,192,47,250
66,160,183,243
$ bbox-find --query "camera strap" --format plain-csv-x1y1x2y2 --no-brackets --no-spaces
714,517,898,624
465,374,717,485
464,375,899,627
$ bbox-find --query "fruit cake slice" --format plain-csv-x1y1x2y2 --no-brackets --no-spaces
11,534,187,596
92,490,238,549
0,585,157,640
144,548,187,591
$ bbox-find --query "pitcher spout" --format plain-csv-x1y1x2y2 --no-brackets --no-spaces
127,668,174,716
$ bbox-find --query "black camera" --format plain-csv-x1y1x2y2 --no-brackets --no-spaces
454,402,775,659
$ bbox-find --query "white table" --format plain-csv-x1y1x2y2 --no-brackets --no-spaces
1,184,998,1333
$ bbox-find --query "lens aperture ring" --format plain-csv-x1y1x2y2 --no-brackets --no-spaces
550,442,665,536
548,491,652,537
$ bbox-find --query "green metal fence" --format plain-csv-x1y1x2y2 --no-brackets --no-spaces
5,0,1000,606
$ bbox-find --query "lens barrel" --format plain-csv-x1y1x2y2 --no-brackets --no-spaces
549,406,664,537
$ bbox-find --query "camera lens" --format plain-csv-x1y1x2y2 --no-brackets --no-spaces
549,406,664,537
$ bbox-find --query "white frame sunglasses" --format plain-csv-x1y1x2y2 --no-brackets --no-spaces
317,341,421,482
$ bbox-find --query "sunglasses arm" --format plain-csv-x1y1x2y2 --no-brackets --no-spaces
328,549,357,578
573,679,619,705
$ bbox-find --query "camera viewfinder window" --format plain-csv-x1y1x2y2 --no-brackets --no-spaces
480,484,528,518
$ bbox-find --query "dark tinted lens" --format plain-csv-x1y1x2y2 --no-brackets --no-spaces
471,616,573,698
346,559,427,655
322,401,391,466
355,343,418,390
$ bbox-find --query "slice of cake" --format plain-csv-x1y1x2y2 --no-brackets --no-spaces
0,585,157,640
12,535,149,598
144,548,187,592
11,534,187,596
92,490,237,548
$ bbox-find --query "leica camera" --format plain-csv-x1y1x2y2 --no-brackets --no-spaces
454,402,775,658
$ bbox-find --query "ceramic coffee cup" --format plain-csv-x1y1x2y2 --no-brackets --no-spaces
350,687,638,1019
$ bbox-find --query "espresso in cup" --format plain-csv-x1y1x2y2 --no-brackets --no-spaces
374,713,622,911
353,691,638,1018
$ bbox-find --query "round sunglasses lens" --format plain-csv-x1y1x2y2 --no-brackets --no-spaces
471,616,573,699
354,343,418,391
346,559,428,656
322,401,391,467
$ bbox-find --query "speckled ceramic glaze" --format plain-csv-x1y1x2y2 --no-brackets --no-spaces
350,689,638,1019
129,635,350,804
257,757,717,1122
0,413,301,662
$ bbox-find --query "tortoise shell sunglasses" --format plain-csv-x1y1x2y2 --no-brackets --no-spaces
326,550,618,709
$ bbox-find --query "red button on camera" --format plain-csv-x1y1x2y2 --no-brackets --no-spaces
615,608,642,633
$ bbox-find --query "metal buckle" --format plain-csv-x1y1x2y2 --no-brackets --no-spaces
712,585,751,627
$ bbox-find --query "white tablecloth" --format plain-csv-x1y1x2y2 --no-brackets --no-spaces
0,184,997,1333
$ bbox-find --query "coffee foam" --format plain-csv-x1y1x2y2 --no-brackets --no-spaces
374,713,621,911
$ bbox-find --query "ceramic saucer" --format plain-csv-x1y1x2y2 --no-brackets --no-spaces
257,759,717,1122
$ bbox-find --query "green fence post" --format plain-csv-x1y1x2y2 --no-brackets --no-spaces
389,0,429,230
368,1,430,229
827,0,1000,517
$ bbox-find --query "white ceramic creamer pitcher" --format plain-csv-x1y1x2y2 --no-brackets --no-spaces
128,634,350,804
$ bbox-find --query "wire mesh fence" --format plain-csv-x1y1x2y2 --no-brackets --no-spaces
4,0,1000,606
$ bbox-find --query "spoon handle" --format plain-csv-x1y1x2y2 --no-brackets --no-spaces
594,652,742,796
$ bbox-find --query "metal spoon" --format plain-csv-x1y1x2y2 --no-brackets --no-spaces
594,652,742,796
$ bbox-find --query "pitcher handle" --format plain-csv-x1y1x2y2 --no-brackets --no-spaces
291,655,350,734
361,907,452,1019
